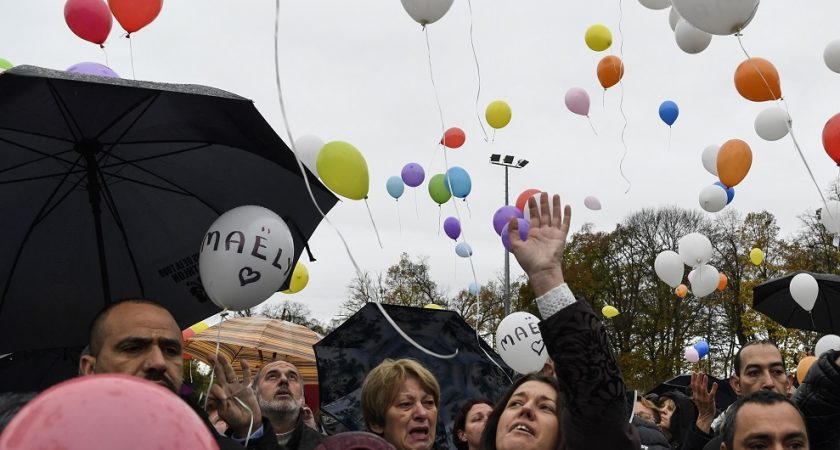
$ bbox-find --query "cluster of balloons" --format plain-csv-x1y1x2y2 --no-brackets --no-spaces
582,23,624,90
671,0,759,36
684,340,710,363
789,273,818,312
654,233,723,298
65,0,163,46
495,311,548,374
697,139,751,213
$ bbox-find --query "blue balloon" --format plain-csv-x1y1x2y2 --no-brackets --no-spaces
694,340,710,359
386,176,405,199
713,181,735,204
455,242,473,258
444,166,472,198
658,100,679,127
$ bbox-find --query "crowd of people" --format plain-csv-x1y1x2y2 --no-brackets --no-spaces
1,193,839,450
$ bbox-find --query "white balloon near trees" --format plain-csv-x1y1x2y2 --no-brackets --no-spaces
699,185,728,213
678,233,713,268
690,264,720,297
674,19,712,54
789,273,818,312
655,250,685,288
820,200,840,234
815,334,840,357
400,0,454,26
823,39,840,74
293,135,324,178
701,145,720,176
639,0,671,10
496,312,548,374
671,0,759,36
754,108,791,141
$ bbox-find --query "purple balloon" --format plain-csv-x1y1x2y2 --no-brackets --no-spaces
66,62,119,78
401,163,425,188
443,216,461,240
493,205,524,236
501,218,530,252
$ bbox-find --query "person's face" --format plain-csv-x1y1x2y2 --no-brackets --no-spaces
732,344,789,397
495,380,560,450
374,376,437,450
79,302,183,392
724,402,808,450
659,398,675,432
633,400,657,425
458,403,493,450
256,360,303,414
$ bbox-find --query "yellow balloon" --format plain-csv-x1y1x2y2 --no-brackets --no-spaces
424,303,443,310
189,321,209,333
282,262,309,294
585,24,612,52
602,305,620,318
485,100,512,129
316,141,369,200
749,248,765,265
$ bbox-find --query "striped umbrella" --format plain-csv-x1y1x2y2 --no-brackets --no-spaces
184,317,321,383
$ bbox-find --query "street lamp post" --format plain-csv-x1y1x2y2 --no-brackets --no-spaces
489,154,529,317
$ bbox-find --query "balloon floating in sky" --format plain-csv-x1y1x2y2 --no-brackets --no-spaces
789,273,818,312
443,216,461,240
282,262,309,294
699,184,727,213
716,139,752,188
486,100,512,129
684,346,700,363
440,127,466,149
565,88,591,117
749,248,765,265
655,250,685,288
822,113,840,166
584,196,602,211
293,134,325,178
317,141,369,200
671,0,759,36
399,0,454,26
386,176,405,200
669,7,681,31
444,166,472,199
694,340,710,358
674,19,712,54
734,57,782,102
493,205,524,236
678,232,713,268
713,181,735,205
675,284,688,298
796,356,817,383
455,242,473,258
65,0,113,45
424,303,443,310
639,0,671,10
584,24,612,52
428,173,451,205
468,281,480,296
501,219,530,252
815,334,840,357
701,144,720,176
754,107,791,141
823,39,840,74
0,58,12,72
602,305,620,318
658,100,679,127
597,55,624,89
516,189,542,212
718,273,728,291
108,0,163,34
820,200,840,234
66,62,119,78
401,163,425,187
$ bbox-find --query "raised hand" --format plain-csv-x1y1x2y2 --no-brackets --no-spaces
209,356,263,438
509,192,572,296
689,372,717,433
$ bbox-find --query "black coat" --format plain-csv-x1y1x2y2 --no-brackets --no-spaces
632,416,671,450
659,390,697,449
792,349,840,450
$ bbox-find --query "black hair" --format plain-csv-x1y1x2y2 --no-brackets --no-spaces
721,390,806,449
453,398,493,450
0,391,38,433
733,340,784,376
88,299,170,356
479,373,565,450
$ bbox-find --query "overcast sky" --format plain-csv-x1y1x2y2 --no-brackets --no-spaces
5,1,840,324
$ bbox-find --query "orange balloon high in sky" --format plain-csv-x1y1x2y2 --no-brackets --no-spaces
597,55,624,89
734,57,782,102
109,0,163,34
717,139,753,188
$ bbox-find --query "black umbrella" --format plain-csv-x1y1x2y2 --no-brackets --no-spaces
0,65,337,354
648,373,737,411
0,347,85,393
752,271,840,334
314,303,513,450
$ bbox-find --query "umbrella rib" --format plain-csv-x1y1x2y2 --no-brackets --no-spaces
0,126,76,145
97,143,212,170
97,169,146,297
0,154,84,312
46,80,82,142
94,92,161,156
0,136,80,177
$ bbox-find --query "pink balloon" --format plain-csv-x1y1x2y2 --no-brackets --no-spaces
684,347,700,363
564,87,591,116
583,196,601,210
64,0,113,45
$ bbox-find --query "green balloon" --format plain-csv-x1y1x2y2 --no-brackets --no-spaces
0,58,13,71
428,173,451,205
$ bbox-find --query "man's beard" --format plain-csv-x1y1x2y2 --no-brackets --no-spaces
143,371,178,393
259,395,302,417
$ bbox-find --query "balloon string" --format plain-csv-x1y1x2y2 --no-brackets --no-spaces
602,90,605,109
234,397,255,448
101,46,110,68
128,35,136,80
414,188,420,219
466,0,490,142
616,0,631,193
465,198,472,218
586,115,598,136
204,310,227,411
364,198,383,249
668,126,672,152
189,359,193,384
396,200,402,236
491,128,496,143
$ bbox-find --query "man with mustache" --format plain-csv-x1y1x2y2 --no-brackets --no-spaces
79,299,280,450
251,359,324,449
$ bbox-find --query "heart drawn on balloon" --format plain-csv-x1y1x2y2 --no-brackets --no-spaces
238,267,261,286
531,340,545,356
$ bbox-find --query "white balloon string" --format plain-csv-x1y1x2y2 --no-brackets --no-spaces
204,310,227,411
189,359,194,384
396,200,402,235
465,198,472,218
231,396,255,448
668,126,672,152
466,0,490,142
128,35,136,81
414,188,420,219
586,115,598,136
617,0,631,193
364,198,383,248
101,46,109,68
491,128,496,143
425,27,446,176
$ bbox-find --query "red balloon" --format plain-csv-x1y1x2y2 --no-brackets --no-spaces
0,374,219,449
108,0,163,34
440,127,466,149
823,113,840,165
515,188,542,212
64,0,113,45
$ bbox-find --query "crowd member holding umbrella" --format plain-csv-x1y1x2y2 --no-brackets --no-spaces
480,192,640,450
452,398,493,450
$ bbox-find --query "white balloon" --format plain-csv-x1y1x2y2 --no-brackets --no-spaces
789,273,818,312
639,0,671,10
400,0,454,26
199,206,295,311
815,334,840,357
687,269,696,283
671,0,759,36
823,39,840,74
675,19,712,54
496,312,549,374
754,108,791,141
690,264,719,297
820,200,840,234
293,135,324,178
701,145,720,176
678,233,713,268
584,196,602,211
655,250,684,288
699,184,728,213
455,242,473,258
524,193,554,222
669,7,681,31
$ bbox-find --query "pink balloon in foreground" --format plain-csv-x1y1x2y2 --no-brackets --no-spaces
565,87,591,116
64,0,113,45
584,196,602,210
684,347,700,363
0,374,219,450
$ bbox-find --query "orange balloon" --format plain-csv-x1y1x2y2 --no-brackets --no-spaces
717,273,728,291
675,284,688,298
108,0,163,33
796,356,817,383
734,57,782,102
597,55,624,89
717,139,753,188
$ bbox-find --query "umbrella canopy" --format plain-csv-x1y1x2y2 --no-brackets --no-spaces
753,271,840,334
184,317,321,383
314,303,513,450
0,66,337,354
0,347,85,393
647,373,737,411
